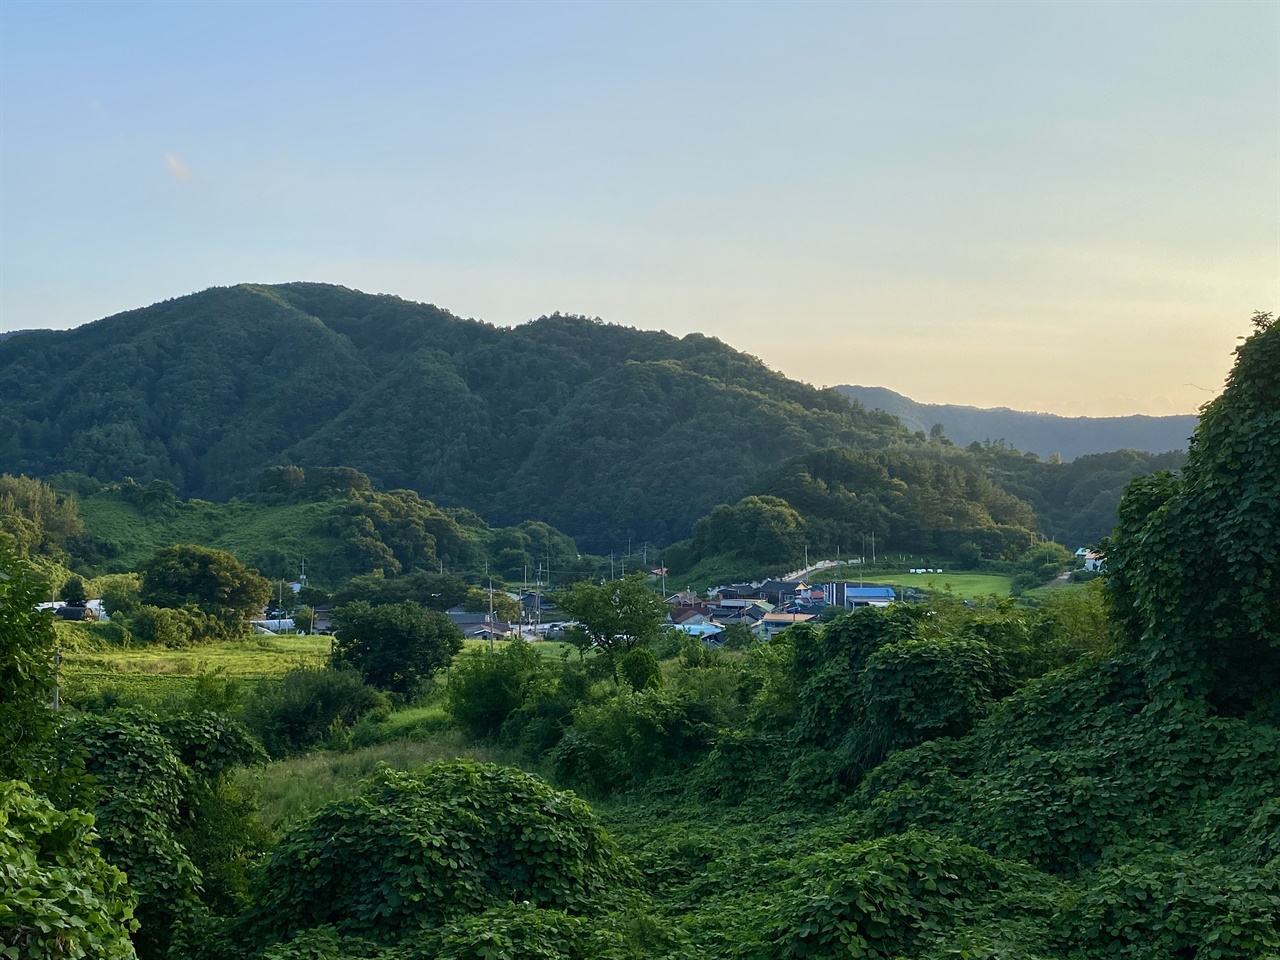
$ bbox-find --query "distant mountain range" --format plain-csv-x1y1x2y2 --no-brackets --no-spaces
836,385,1197,460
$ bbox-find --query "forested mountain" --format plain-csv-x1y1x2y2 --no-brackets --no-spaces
666,441,1185,581
837,384,1198,459
0,283,909,551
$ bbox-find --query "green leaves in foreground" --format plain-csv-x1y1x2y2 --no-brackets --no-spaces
0,781,139,960
196,761,633,959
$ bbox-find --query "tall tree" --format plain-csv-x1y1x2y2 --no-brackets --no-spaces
553,575,667,657
0,541,57,783
140,544,271,636
331,600,463,694
0,473,84,558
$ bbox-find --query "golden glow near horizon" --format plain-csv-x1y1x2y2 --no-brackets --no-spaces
1,1,1275,417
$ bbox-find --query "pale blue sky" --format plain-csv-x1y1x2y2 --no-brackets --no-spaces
2,0,1276,415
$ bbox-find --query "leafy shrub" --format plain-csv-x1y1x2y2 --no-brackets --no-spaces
790,607,920,749
686,731,791,805
446,640,549,739
856,637,1006,755
1106,317,1279,708
128,604,222,648
405,903,598,960
60,707,266,959
552,689,718,794
0,781,139,960
0,542,58,785
221,762,629,956
242,668,390,758
768,830,1007,960
617,647,662,691
1058,846,1280,959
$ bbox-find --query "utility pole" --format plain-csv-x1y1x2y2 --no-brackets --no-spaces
488,576,495,654
538,562,544,636
871,532,876,565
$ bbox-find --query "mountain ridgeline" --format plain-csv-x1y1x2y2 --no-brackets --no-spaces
0,283,908,551
837,384,1198,460
1,283,1185,559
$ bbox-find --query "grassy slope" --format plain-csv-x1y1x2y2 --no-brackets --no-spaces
809,564,1012,598
242,736,518,832
78,493,336,575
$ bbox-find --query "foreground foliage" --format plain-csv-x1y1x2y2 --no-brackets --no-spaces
185,762,635,960
2,317,1276,960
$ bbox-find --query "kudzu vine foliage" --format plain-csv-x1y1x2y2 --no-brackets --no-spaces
1106,314,1279,706
198,762,630,959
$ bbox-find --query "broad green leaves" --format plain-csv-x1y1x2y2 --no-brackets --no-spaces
1106,320,1280,706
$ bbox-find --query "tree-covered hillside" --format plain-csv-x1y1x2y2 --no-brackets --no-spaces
0,284,909,551
56,468,599,589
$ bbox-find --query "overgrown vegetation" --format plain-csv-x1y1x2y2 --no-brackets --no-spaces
2,316,1275,960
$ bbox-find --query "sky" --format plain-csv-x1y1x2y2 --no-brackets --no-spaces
1,1,1276,417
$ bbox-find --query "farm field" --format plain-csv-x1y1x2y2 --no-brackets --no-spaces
811,565,1012,598
58,629,331,705
57,627,578,706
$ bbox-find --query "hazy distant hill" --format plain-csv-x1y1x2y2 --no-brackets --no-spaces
0,283,909,551
836,385,1197,460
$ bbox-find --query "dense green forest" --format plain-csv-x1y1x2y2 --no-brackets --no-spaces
0,283,908,551
663,443,1184,581
0,283,1181,557
2,316,1276,959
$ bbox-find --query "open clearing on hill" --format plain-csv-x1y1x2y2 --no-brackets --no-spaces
812,566,1012,598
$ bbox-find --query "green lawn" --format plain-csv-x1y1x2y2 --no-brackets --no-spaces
811,565,1011,599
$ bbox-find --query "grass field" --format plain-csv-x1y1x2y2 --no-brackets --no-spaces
58,630,578,706
242,735,517,831
76,493,338,577
810,565,1012,598
59,631,331,705
64,632,331,677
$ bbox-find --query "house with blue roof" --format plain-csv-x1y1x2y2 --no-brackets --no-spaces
822,582,898,609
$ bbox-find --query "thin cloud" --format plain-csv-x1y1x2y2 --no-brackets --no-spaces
165,153,192,183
